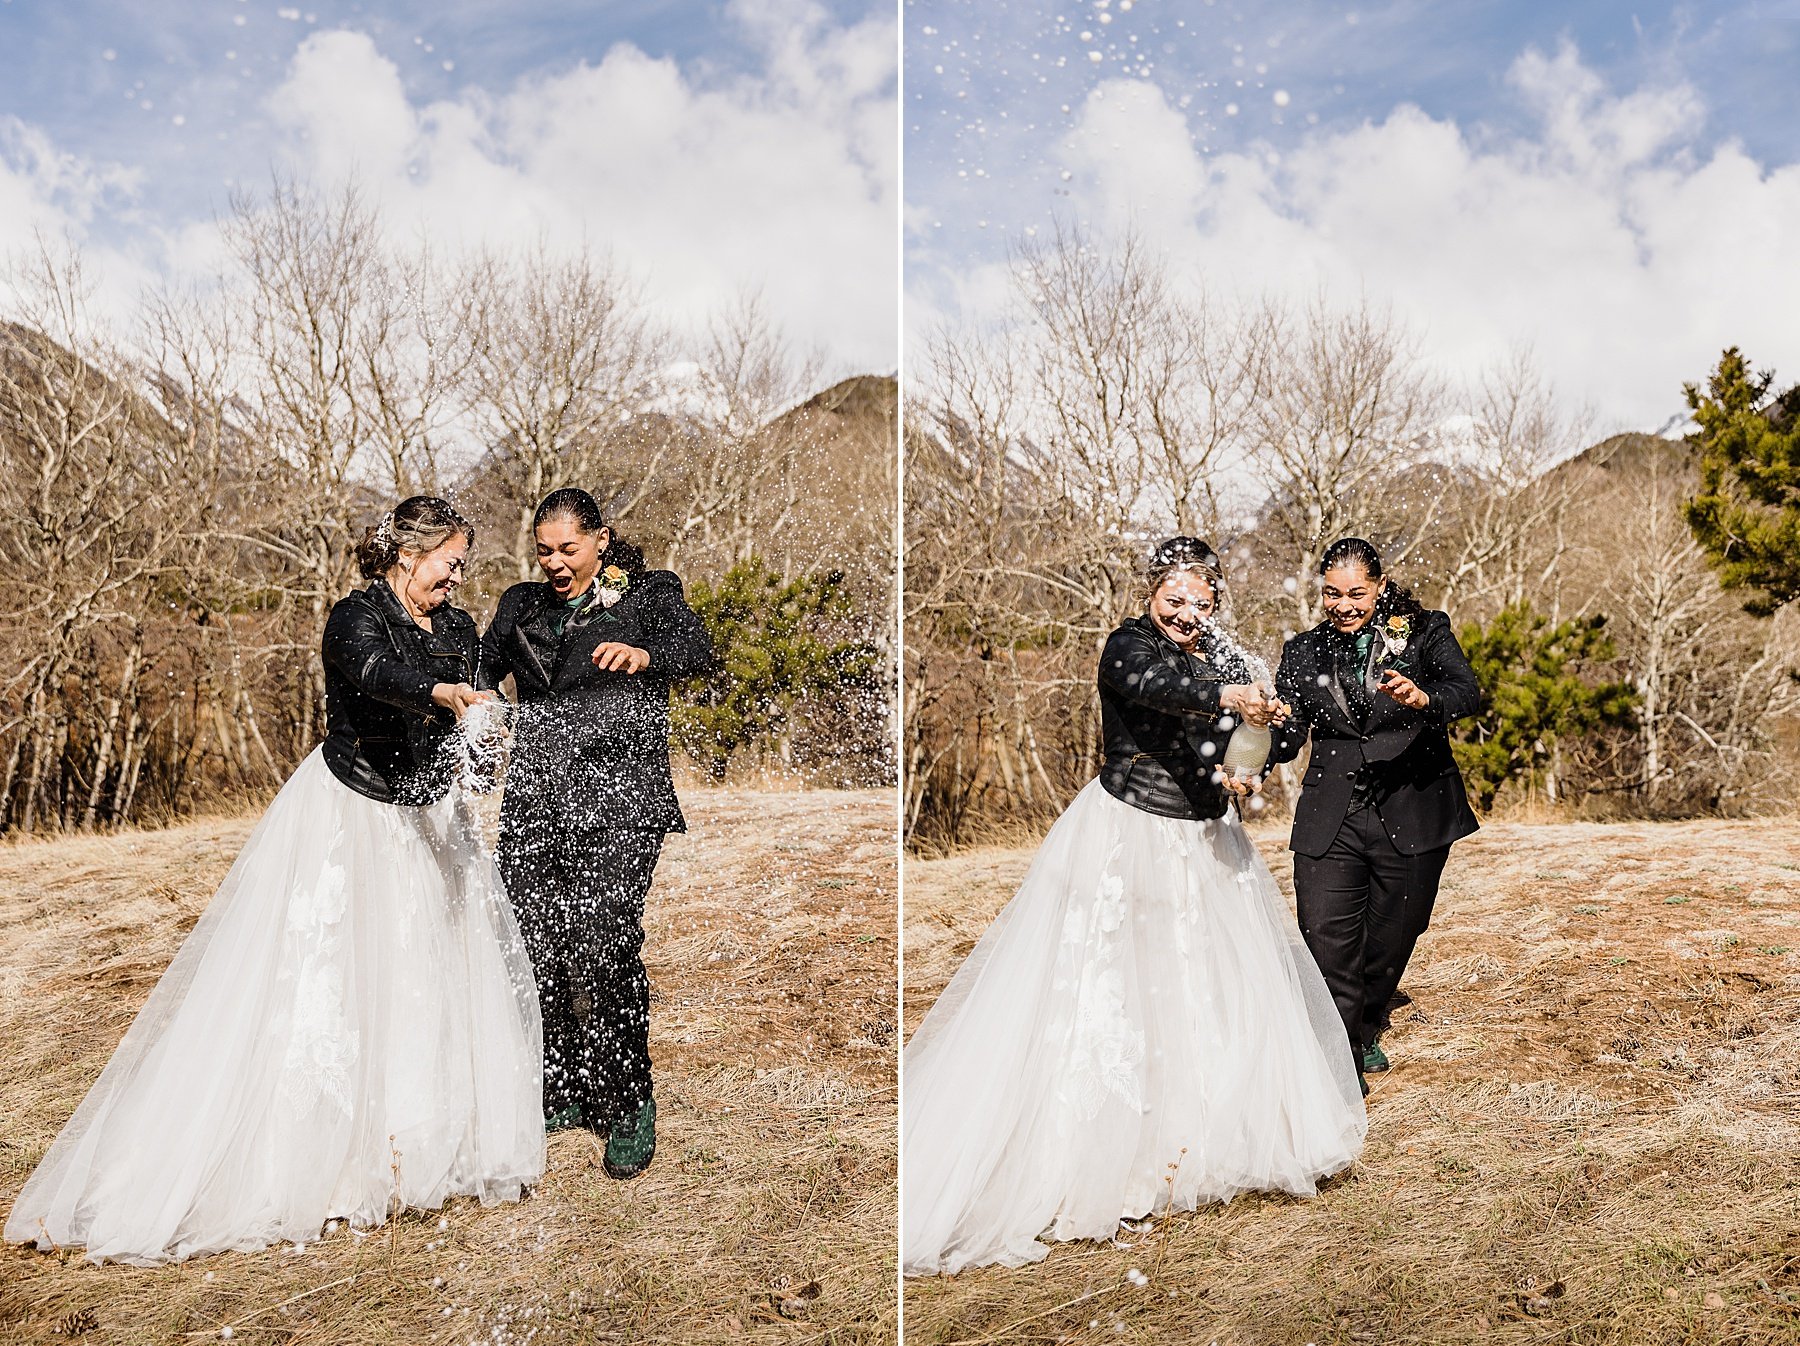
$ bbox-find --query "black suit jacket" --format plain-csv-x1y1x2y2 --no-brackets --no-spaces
1096,616,1250,820
1270,609,1481,857
320,579,480,805
481,570,714,834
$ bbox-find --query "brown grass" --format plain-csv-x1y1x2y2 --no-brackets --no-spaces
0,787,897,1345
903,818,1800,1345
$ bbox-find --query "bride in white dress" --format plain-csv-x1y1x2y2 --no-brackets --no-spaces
904,537,1365,1276
4,496,544,1265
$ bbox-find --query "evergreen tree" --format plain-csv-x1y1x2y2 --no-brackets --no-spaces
674,557,879,777
1451,602,1637,810
1683,346,1800,616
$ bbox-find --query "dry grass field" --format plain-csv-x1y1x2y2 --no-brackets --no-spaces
0,788,897,1345
903,818,1800,1345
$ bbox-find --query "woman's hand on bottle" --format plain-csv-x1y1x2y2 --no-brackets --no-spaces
1216,769,1264,798
592,642,651,674
432,682,491,719
1221,683,1278,727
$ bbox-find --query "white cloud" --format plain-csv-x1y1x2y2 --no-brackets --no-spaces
269,31,419,184
0,120,153,332
261,15,897,376
3,11,896,378
931,41,1800,433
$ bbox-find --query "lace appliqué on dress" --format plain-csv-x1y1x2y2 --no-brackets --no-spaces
1055,841,1145,1126
279,842,358,1116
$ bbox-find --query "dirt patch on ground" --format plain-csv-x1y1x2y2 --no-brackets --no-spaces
0,787,897,1345
903,819,1800,1345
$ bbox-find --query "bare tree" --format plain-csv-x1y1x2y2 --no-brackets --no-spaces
1437,350,1593,619
220,180,465,735
461,243,667,579
658,291,825,572
1252,295,1448,628
0,241,214,830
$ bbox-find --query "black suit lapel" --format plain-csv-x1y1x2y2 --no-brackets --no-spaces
508,587,561,692
1362,626,1419,732
550,589,631,691
1301,630,1359,733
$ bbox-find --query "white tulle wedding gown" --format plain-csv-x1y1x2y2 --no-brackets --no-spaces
903,781,1366,1276
4,749,545,1265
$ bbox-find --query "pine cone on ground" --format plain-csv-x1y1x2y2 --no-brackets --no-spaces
51,1308,100,1337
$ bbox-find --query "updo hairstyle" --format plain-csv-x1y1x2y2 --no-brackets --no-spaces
355,495,473,580
1146,535,1225,608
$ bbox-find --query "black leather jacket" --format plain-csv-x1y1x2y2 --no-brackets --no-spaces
481,570,715,834
1097,615,1254,820
320,579,479,805
1269,609,1481,857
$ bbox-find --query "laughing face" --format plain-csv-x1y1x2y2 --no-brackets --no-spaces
398,531,469,613
1320,561,1386,634
1148,570,1217,651
535,515,610,599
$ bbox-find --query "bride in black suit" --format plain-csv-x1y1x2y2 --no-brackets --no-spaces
1270,537,1481,1088
480,488,714,1180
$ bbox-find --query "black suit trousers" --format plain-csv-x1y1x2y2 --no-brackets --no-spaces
499,818,664,1128
1292,805,1449,1065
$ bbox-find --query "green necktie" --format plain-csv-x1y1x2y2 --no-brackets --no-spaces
552,590,589,637
1342,628,1376,718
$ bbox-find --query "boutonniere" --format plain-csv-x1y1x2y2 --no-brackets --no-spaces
1379,614,1411,658
598,565,631,609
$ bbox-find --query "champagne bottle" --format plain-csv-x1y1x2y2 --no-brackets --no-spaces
1221,720,1271,780
1220,682,1273,779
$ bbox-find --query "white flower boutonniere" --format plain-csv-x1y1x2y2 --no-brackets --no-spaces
1379,613,1412,658
598,564,631,609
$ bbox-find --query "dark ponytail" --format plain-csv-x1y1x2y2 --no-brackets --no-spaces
533,487,646,577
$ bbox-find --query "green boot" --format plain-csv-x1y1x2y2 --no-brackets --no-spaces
603,1097,656,1180
544,1102,585,1132
1361,1040,1390,1073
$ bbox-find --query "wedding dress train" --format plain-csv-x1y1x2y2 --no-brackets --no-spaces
904,781,1366,1275
5,749,544,1265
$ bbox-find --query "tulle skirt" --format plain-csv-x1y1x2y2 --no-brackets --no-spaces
4,749,545,1265
903,781,1366,1276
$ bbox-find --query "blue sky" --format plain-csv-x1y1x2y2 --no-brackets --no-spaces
906,0,1800,430
1,1,875,219
0,0,897,372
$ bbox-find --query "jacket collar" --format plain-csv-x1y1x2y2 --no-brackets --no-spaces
1302,616,1417,732
521,577,616,620
1128,613,1194,657
365,577,414,631
1127,613,1236,675
365,577,470,637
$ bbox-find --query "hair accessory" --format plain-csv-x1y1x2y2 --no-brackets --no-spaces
374,512,396,546
1147,535,1220,573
